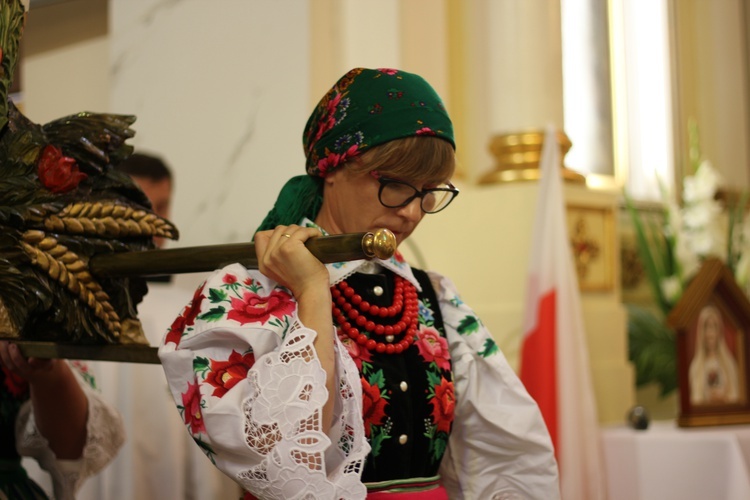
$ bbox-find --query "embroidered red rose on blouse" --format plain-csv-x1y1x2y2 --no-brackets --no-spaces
361,377,388,438
339,336,372,371
37,144,87,193
415,327,451,371
227,289,295,325
165,284,206,345
205,350,256,398
181,381,206,434
430,377,455,433
223,274,237,284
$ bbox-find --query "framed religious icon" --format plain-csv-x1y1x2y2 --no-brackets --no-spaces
668,258,750,427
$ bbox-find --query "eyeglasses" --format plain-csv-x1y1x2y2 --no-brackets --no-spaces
370,171,459,214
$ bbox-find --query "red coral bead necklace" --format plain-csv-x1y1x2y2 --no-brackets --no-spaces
332,274,419,354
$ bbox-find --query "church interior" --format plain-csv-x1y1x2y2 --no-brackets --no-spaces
13,0,750,498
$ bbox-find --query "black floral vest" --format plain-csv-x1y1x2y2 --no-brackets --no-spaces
338,268,454,482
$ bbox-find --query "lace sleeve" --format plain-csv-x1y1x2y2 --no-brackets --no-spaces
15,361,126,500
428,271,560,500
158,263,369,500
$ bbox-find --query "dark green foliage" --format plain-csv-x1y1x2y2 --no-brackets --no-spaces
626,303,677,397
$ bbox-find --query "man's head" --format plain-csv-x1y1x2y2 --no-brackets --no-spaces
116,152,173,247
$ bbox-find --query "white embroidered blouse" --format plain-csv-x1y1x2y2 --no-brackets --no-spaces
15,361,126,500
159,252,559,500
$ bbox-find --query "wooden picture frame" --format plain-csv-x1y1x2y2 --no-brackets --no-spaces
668,258,750,427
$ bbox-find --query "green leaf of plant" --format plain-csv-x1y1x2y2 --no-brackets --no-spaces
626,303,677,397
623,192,672,315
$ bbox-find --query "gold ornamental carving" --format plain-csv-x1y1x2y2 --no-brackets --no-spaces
571,217,601,283
566,205,615,292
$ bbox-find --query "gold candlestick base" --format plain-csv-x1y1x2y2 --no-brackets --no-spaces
479,129,586,185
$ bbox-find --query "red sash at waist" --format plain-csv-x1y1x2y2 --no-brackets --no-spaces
243,476,447,499
366,476,447,499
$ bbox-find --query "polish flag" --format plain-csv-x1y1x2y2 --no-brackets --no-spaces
519,126,606,499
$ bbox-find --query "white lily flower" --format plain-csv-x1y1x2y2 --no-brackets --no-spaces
683,160,721,202
660,276,683,305
682,200,722,228
674,235,700,277
686,227,726,257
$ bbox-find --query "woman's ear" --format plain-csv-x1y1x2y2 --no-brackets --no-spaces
324,167,345,186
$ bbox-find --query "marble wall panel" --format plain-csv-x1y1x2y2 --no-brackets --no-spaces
110,0,311,248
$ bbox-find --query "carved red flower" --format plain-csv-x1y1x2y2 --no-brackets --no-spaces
2,365,28,399
165,284,206,346
37,144,87,193
430,377,455,433
181,381,206,434
361,377,388,438
227,289,295,325
205,350,256,398
415,327,451,371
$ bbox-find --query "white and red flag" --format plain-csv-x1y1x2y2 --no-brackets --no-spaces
519,126,607,499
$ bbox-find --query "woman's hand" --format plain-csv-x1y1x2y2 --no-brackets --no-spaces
0,340,58,385
254,224,330,299
254,225,337,431
0,340,89,459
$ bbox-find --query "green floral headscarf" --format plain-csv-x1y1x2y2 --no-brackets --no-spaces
257,67,455,233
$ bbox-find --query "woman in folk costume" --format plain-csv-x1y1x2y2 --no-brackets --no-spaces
159,67,559,499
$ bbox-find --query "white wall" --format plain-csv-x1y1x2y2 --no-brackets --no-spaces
109,0,311,247
23,0,110,121
24,0,311,249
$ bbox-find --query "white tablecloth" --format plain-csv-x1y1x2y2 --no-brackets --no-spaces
602,421,750,500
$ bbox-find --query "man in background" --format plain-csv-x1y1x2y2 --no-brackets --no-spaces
117,152,173,249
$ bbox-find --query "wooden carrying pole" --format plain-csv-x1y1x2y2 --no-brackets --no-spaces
13,229,397,364
89,229,397,277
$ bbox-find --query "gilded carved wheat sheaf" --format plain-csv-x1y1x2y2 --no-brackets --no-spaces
44,200,176,239
0,298,18,337
20,229,121,338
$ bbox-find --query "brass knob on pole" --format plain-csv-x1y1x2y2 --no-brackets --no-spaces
362,228,397,260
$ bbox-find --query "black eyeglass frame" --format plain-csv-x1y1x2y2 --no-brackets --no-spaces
374,174,460,214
